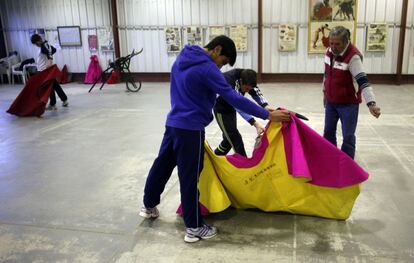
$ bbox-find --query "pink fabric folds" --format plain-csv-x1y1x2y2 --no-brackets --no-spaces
281,115,369,187
84,55,103,84
176,203,209,216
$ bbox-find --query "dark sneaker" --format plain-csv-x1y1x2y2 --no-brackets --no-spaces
45,104,57,111
62,100,69,107
214,148,227,156
184,224,217,243
139,206,159,219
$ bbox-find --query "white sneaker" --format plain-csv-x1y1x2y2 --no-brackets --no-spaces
62,100,69,107
45,104,57,111
139,206,159,219
184,224,217,243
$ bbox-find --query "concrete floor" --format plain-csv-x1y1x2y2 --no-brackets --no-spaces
0,81,413,263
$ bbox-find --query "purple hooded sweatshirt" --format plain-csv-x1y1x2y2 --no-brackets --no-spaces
166,45,269,131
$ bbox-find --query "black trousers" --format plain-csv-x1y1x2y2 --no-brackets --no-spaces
143,126,205,228
49,80,67,105
213,109,247,157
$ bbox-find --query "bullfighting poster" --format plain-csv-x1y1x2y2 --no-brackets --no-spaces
229,25,248,52
185,27,203,46
308,0,357,54
366,23,387,52
165,27,182,53
98,28,114,52
279,24,297,51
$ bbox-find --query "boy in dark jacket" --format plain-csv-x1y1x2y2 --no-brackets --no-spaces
214,68,276,157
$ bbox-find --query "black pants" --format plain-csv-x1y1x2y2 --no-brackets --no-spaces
143,126,205,228
49,80,67,106
213,109,247,157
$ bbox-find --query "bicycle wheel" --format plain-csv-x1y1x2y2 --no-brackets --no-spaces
126,78,142,92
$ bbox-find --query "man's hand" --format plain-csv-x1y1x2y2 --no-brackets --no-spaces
369,104,381,118
253,121,266,134
265,105,277,112
268,110,291,122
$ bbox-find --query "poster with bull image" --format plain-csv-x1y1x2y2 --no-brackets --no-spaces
308,0,357,54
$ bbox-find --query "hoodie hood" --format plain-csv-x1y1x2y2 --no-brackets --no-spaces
176,45,212,70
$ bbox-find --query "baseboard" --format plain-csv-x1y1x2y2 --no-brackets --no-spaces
71,72,170,83
71,73,414,85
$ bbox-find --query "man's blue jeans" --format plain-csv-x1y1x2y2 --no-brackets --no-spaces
323,102,359,159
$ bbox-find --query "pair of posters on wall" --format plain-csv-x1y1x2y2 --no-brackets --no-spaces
165,25,248,53
308,0,387,53
308,0,357,53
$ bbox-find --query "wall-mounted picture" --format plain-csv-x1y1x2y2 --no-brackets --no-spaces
165,27,182,53
279,24,297,51
209,26,226,42
229,25,248,52
366,23,387,52
57,26,82,47
88,35,98,52
185,27,203,46
308,0,357,53
333,0,356,21
98,28,114,52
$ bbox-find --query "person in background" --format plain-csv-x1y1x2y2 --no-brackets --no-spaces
31,34,68,110
323,26,381,159
139,35,291,243
214,68,276,157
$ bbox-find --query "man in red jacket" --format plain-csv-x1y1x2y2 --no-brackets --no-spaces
323,26,381,159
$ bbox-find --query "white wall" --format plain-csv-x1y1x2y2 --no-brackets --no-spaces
0,0,114,73
117,0,258,72
1,0,412,74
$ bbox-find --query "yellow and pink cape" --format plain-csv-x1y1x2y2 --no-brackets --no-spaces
180,115,369,220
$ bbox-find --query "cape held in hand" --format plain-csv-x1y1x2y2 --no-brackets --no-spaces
178,114,369,220
7,65,62,117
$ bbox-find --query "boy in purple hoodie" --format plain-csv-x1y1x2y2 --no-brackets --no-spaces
139,35,290,243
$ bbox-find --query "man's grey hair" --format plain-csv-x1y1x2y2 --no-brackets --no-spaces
329,26,351,43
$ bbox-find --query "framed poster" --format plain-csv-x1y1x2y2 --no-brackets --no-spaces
88,35,98,52
209,26,226,42
229,25,248,52
279,24,297,51
57,26,82,47
185,27,203,46
165,27,182,53
366,23,387,52
98,28,114,52
308,0,357,54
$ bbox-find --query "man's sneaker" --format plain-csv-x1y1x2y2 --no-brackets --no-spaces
139,206,159,219
184,224,217,243
62,100,69,107
45,104,57,111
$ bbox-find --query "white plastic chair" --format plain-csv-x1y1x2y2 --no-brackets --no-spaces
7,54,23,85
11,62,36,85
